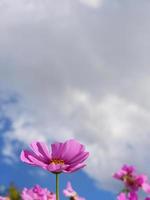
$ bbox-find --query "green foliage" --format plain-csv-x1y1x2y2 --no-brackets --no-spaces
8,183,21,200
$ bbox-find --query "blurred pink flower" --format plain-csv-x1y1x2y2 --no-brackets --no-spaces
142,180,150,193
63,182,85,200
63,182,76,197
21,139,89,173
113,165,136,180
117,192,138,200
117,193,127,200
21,185,55,200
145,198,150,200
113,165,150,193
0,197,9,200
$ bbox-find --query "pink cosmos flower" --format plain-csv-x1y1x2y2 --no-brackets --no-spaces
21,185,56,200
113,165,150,193
63,182,85,200
21,139,89,173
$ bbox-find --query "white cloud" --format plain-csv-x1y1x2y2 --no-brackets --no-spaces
2,90,150,191
0,0,150,193
79,0,104,8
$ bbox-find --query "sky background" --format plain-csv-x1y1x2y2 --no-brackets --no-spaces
1,0,150,199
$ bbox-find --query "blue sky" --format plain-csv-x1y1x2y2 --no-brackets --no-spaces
1,0,150,199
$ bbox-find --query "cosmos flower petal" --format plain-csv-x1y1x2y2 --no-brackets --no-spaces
117,192,138,200
117,193,127,200
122,165,136,174
30,141,51,160
63,182,76,197
59,139,85,161
27,155,48,169
69,152,89,165
128,192,138,200
65,163,86,173
21,150,47,168
20,150,37,165
21,185,56,200
51,142,65,158
78,198,86,200
63,182,85,200
142,182,150,193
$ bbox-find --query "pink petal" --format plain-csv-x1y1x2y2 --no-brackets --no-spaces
59,139,85,161
63,182,76,197
122,165,136,174
20,150,36,165
30,141,51,160
117,193,127,200
142,183,150,193
68,152,89,165
64,163,86,173
51,142,65,158
21,150,47,169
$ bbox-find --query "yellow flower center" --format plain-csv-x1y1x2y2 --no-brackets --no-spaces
51,159,64,165
123,175,135,186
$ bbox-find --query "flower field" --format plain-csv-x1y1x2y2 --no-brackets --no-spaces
1,139,150,200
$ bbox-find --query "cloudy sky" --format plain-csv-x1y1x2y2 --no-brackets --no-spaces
1,0,150,199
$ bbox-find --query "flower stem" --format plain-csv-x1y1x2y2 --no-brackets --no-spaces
56,173,59,200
